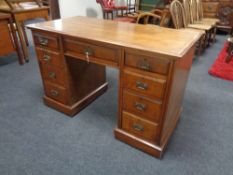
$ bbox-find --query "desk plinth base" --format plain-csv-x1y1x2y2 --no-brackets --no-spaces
114,108,182,158
43,83,108,116
114,129,164,158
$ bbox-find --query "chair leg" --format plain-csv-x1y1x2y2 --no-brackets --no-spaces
15,20,29,62
21,22,29,46
198,34,205,55
212,27,217,43
111,12,113,20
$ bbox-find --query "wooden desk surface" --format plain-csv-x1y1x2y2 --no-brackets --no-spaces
27,16,202,59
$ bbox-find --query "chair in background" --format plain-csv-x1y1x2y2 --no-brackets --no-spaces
96,0,128,20
0,0,50,63
151,8,171,27
189,0,217,43
170,0,205,54
135,12,161,24
181,0,213,47
126,0,140,14
196,0,219,24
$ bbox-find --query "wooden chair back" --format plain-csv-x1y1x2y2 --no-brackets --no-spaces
196,0,204,20
170,0,187,29
181,0,192,25
136,12,161,25
189,0,198,23
151,8,171,27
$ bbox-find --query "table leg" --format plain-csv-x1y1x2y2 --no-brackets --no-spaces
15,20,29,62
22,22,29,46
9,18,24,65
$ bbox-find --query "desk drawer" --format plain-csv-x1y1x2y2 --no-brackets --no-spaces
123,91,162,123
122,111,159,143
36,48,64,67
44,82,68,104
123,70,166,100
40,64,66,87
64,39,119,64
202,2,219,13
33,32,59,50
125,52,170,75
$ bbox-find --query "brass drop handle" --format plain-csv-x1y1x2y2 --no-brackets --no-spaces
48,72,56,79
138,59,150,71
51,89,59,97
136,81,148,90
134,102,146,111
133,123,144,132
43,54,51,61
39,37,49,46
84,48,93,63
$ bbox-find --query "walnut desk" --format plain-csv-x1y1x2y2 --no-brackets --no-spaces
27,16,201,158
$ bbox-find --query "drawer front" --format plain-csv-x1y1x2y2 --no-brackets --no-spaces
203,2,219,13
123,70,166,100
123,91,162,123
33,32,59,50
36,48,64,67
44,81,68,104
125,52,170,75
64,39,119,64
40,64,66,87
122,111,159,143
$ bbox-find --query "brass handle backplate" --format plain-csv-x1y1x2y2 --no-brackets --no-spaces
136,81,148,90
137,59,150,71
134,102,146,111
84,48,94,63
48,72,56,79
39,37,49,46
51,89,59,97
43,54,51,61
133,123,144,132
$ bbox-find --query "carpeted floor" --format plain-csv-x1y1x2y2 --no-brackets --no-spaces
0,27,233,175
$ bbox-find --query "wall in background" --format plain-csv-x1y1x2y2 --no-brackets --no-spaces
58,0,103,18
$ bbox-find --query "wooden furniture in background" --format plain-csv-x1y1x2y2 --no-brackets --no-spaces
225,37,233,63
96,0,128,19
27,16,201,158
42,0,60,19
0,13,23,64
0,0,49,62
170,0,205,54
225,12,233,63
202,0,233,32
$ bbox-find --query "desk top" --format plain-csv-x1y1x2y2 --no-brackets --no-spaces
28,16,202,58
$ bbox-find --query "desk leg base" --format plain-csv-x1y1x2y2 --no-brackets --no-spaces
114,129,164,158
43,83,108,116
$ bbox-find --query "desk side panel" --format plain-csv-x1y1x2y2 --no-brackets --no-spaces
160,45,196,146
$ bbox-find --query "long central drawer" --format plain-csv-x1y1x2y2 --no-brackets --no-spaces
63,38,120,66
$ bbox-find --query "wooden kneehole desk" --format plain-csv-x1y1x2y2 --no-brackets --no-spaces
27,16,201,158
